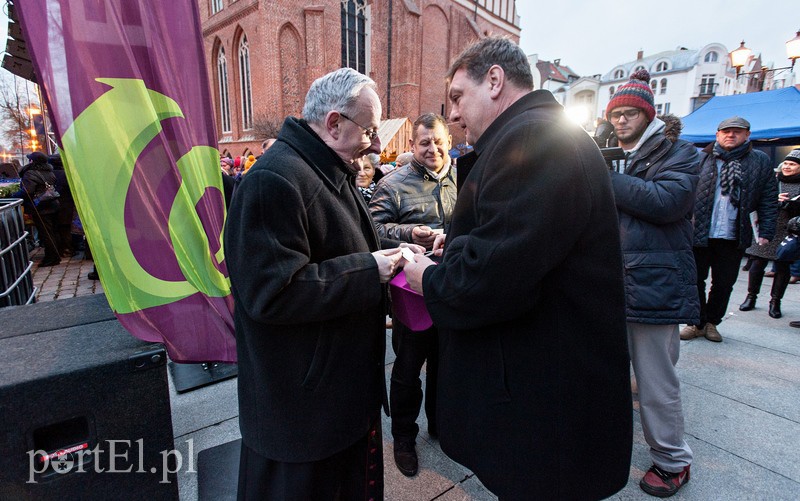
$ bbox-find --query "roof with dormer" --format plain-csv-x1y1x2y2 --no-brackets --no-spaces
601,47,706,83
537,60,579,83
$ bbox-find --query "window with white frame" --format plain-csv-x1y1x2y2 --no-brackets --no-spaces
701,74,716,94
609,86,615,97
660,78,667,94
341,0,368,74
704,51,718,63
211,0,223,15
613,69,625,79
656,61,669,72
239,34,253,130
633,65,645,74
217,47,231,133
656,103,663,114
664,103,671,114
651,80,658,92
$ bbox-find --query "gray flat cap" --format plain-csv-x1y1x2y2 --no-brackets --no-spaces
717,116,750,130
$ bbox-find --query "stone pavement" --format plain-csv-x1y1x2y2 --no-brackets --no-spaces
29,247,102,302
29,251,800,500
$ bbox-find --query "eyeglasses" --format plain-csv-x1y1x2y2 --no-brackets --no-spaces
339,113,379,141
608,109,641,122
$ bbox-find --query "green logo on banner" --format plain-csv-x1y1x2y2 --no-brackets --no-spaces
60,78,230,314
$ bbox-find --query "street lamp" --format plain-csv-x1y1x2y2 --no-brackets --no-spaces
729,31,800,91
787,30,800,68
730,41,751,77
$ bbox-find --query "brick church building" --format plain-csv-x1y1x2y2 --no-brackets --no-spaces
199,0,520,157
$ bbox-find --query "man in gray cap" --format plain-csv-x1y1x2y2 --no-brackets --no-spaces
681,116,778,342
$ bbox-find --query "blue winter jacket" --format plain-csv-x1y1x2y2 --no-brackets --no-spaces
610,125,701,325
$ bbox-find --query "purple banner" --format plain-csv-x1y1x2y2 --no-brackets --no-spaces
17,1,236,362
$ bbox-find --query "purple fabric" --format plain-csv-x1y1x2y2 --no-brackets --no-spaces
17,1,236,362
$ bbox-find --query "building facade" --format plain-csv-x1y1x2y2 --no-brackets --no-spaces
199,0,521,156
597,44,737,120
529,44,751,133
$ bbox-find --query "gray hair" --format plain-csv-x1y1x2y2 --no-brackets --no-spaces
302,68,377,124
395,151,413,166
446,36,533,91
366,153,381,168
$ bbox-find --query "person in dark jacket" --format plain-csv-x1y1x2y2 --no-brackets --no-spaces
404,36,632,500
224,68,412,500
19,151,60,266
680,117,778,342
738,149,800,318
48,153,75,257
369,113,456,477
606,71,698,497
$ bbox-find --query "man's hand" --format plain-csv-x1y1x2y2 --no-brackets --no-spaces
431,233,446,257
403,254,436,293
411,226,438,249
371,248,403,283
757,237,770,246
398,242,426,261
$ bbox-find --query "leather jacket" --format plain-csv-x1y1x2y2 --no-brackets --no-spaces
368,160,457,242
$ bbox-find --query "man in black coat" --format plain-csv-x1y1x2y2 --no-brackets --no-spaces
404,37,632,500
224,68,409,500
606,71,699,497
680,116,778,342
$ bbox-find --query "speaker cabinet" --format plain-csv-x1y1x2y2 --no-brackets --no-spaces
0,295,178,499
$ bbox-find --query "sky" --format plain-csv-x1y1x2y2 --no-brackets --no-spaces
517,0,798,77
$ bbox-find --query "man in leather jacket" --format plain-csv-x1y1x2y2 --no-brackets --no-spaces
368,113,456,476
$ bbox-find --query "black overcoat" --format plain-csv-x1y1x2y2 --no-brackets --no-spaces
224,118,386,462
422,91,632,499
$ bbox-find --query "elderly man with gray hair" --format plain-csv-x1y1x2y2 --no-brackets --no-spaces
225,67,419,499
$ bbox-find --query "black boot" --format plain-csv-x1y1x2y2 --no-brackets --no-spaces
739,294,757,311
769,269,791,319
769,299,782,319
742,266,765,310
393,440,418,477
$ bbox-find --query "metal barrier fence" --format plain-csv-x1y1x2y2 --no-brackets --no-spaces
0,199,36,307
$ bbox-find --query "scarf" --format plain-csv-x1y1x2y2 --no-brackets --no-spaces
777,171,800,184
712,141,751,207
410,158,451,180
358,181,376,202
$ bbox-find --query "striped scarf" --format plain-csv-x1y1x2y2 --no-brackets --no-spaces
712,141,751,207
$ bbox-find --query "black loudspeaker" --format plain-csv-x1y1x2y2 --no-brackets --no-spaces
0,294,178,499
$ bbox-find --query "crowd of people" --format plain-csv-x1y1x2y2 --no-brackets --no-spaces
11,33,799,501
222,35,800,500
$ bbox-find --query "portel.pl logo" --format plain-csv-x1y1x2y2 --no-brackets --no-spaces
27,439,195,484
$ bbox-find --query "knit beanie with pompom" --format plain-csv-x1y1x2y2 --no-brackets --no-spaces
606,69,655,122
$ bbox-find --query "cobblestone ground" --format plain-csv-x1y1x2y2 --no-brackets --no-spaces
30,247,103,302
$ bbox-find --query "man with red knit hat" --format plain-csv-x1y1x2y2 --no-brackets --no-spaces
606,69,699,497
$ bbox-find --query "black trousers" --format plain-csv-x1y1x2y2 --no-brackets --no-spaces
748,257,791,300
237,418,383,501
693,239,744,326
389,320,438,443
55,199,75,255
31,208,60,264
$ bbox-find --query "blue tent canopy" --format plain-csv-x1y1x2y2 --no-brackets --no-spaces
680,87,800,144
